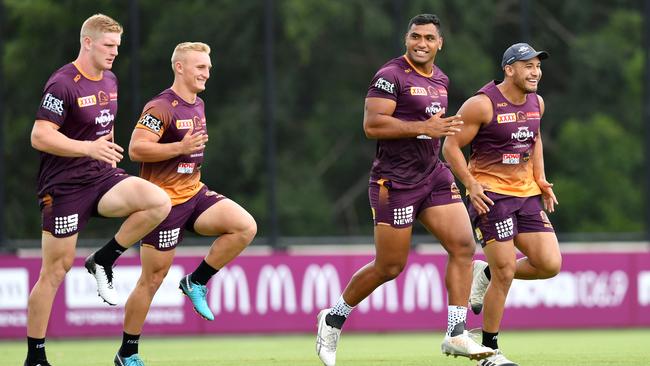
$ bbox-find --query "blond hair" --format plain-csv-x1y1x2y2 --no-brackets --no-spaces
80,14,123,43
171,42,211,70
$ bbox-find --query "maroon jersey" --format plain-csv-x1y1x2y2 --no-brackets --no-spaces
135,89,207,205
366,56,449,188
35,63,121,197
468,81,542,197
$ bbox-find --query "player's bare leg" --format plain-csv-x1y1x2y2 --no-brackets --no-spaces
420,203,493,360
317,225,411,366
85,177,170,305
25,233,77,365
180,199,256,321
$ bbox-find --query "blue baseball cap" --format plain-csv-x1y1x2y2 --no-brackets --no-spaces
501,43,549,68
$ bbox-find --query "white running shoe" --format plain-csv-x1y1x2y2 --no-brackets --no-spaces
477,349,518,366
469,260,490,314
84,253,118,306
441,330,494,360
316,309,341,366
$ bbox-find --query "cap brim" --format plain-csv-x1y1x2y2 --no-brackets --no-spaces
525,51,549,61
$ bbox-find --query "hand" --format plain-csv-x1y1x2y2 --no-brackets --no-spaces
86,132,124,165
537,178,558,212
422,112,464,138
467,180,494,215
179,131,209,155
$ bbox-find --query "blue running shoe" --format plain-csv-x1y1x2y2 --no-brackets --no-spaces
179,274,214,321
114,353,145,366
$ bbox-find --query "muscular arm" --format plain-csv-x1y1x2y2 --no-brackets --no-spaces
31,119,123,164
442,94,494,214
129,128,208,163
532,95,558,211
363,97,462,139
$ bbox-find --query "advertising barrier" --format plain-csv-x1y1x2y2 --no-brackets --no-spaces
1,250,649,338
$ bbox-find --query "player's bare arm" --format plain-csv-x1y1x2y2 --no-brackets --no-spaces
363,97,462,139
129,127,208,163
442,94,494,214
31,119,123,165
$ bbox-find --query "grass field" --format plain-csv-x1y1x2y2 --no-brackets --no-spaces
4,329,649,366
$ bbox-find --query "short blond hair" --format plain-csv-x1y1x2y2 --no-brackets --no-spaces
80,14,123,43
171,42,211,70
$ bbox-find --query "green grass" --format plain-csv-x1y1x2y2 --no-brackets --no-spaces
4,329,649,366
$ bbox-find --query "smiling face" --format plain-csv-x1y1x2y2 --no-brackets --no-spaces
506,57,542,93
87,32,121,71
177,50,212,93
404,23,443,72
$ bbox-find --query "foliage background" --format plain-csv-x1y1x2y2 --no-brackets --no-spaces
1,0,644,240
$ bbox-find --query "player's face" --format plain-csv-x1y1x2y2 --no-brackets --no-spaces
181,51,212,93
90,32,121,71
510,57,542,93
404,23,442,67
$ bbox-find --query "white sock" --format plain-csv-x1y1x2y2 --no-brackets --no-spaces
447,305,467,336
329,296,354,318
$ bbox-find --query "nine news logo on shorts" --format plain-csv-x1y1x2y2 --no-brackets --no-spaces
393,205,414,226
495,217,514,239
159,228,180,249
54,214,78,235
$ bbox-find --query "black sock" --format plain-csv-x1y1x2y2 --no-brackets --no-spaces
482,330,499,350
26,336,46,362
190,260,218,286
94,237,128,267
325,313,346,329
119,332,141,358
484,266,492,280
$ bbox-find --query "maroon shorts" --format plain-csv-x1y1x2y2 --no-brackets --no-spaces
141,185,227,251
468,191,554,247
39,171,130,238
369,163,462,228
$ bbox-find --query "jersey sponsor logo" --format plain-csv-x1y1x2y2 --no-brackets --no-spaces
54,214,78,235
425,101,443,116
427,86,438,97
177,162,195,174
511,126,534,142
497,113,517,123
517,111,527,122
109,92,118,101
526,111,540,119
176,119,193,129
98,91,110,106
437,88,447,96
374,77,395,94
73,74,81,83
158,228,180,248
95,109,114,128
497,102,508,107
410,87,427,96
393,205,414,226
502,153,520,164
77,95,97,107
42,93,64,116
495,217,514,239
138,114,163,133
